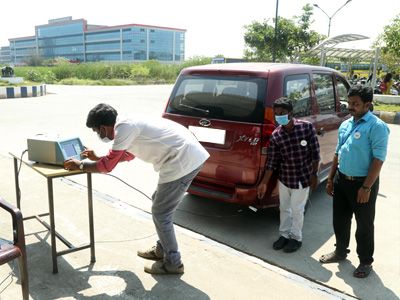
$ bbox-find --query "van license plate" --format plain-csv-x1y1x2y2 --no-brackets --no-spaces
188,126,226,144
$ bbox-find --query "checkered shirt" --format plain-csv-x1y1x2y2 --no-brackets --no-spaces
265,119,321,189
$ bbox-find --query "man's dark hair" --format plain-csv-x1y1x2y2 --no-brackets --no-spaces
347,85,373,104
86,103,118,129
273,97,293,112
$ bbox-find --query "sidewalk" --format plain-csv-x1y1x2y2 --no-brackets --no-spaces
0,154,354,300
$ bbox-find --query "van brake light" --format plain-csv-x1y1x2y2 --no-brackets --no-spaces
262,107,276,154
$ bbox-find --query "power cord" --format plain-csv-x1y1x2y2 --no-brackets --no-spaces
17,149,28,202
16,149,242,219
0,260,16,294
102,173,152,201
101,173,243,218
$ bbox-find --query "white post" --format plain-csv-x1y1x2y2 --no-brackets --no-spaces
320,43,325,66
372,47,380,89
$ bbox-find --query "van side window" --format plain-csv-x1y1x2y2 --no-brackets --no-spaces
336,77,349,112
284,74,311,118
313,73,335,114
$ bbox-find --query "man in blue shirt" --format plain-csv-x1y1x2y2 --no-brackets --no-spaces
319,85,390,278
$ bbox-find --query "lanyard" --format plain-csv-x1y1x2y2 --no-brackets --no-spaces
341,123,360,147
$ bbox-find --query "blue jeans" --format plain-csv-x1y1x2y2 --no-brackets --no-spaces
151,165,202,265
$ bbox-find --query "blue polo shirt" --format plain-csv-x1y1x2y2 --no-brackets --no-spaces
336,111,390,177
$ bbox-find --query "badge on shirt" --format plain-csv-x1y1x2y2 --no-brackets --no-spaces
300,140,307,146
354,132,361,139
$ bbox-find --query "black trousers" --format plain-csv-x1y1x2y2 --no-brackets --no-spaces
332,171,379,265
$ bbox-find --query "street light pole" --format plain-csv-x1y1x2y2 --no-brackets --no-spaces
273,0,279,62
313,0,352,37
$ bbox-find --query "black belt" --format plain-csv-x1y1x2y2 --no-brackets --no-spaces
339,171,366,182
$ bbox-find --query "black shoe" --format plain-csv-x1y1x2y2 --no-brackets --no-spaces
273,236,289,250
283,239,302,253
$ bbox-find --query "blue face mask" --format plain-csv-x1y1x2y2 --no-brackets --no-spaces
275,114,290,126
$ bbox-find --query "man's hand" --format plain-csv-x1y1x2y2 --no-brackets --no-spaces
310,175,319,190
357,188,370,203
63,158,81,170
81,146,100,161
326,180,334,197
257,183,267,199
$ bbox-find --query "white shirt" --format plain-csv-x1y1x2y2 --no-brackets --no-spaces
112,114,210,184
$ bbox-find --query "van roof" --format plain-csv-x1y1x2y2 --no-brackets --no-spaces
181,62,343,77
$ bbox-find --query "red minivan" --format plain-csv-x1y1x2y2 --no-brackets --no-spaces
163,63,350,208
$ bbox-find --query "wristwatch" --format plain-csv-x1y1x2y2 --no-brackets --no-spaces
361,185,371,193
79,162,84,171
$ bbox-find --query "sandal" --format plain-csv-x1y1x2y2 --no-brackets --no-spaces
319,251,346,263
353,264,372,278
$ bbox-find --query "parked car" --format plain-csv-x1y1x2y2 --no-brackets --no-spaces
163,63,351,209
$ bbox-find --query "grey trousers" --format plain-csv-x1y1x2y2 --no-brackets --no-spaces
151,164,202,265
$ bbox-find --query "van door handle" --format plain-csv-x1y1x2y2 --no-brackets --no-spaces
318,130,326,136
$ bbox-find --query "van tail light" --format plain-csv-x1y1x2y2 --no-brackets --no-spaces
162,98,171,117
261,107,276,155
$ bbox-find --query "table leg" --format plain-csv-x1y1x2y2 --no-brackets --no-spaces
47,178,58,274
87,173,96,263
13,157,21,209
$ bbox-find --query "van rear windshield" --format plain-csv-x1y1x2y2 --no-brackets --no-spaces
166,75,267,123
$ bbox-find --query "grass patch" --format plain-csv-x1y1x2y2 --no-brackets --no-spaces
0,80,44,87
374,102,400,112
58,77,171,86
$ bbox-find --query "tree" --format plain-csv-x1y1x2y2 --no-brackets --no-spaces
373,13,400,75
243,4,324,62
25,53,43,66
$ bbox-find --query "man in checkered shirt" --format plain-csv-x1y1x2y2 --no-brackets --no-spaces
257,97,320,253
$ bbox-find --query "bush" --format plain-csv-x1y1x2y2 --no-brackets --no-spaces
25,69,42,82
42,71,57,84
130,64,150,78
11,56,213,85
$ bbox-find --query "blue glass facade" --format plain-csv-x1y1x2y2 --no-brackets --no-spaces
5,18,185,64
37,21,84,61
122,28,147,61
9,38,36,64
149,29,173,61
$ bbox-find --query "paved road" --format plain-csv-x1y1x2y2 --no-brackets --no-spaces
0,85,399,300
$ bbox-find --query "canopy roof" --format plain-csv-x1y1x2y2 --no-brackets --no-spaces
304,34,375,60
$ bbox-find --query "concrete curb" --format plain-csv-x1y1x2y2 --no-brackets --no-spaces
373,111,400,124
0,84,47,99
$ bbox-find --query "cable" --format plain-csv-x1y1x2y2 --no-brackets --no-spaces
0,260,16,294
100,173,243,218
102,173,152,201
17,149,28,177
16,149,28,202
17,149,242,219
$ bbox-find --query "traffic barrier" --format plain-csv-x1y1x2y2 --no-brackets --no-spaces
0,85,46,99
373,111,400,125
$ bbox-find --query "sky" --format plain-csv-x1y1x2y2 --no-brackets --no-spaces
1,0,399,59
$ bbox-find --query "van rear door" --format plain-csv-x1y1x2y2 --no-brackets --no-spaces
164,74,267,186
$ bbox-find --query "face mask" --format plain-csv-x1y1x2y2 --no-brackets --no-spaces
275,114,290,126
97,127,112,143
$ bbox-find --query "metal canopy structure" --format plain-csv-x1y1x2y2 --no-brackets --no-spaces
302,34,381,88
303,34,375,60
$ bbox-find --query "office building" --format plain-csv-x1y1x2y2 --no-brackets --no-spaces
2,17,186,65
0,46,10,64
